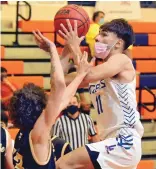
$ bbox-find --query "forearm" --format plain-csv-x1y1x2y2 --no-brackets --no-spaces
65,73,86,97
65,72,89,88
68,44,82,65
60,73,87,110
43,46,66,128
60,46,72,74
60,54,71,74
49,46,66,91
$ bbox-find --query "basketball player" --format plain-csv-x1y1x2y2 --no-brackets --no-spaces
9,30,90,169
55,19,144,169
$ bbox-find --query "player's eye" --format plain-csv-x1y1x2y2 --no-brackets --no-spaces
102,32,107,37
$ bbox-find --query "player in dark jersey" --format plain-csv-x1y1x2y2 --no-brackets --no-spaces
9,30,90,169
1,126,14,169
51,136,72,160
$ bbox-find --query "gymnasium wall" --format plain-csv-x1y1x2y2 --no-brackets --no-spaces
1,2,156,25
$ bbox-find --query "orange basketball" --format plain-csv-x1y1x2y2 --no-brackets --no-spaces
54,4,90,38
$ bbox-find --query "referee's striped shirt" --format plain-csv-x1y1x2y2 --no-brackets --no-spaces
53,113,96,150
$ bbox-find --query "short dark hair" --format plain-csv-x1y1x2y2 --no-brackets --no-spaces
1,110,8,126
1,67,7,73
9,83,47,129
92,11,105,22
100,18,135,50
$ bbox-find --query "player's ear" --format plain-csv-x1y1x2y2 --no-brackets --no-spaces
115,39,124,49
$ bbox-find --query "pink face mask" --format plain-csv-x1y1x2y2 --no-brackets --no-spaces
94,42,116,59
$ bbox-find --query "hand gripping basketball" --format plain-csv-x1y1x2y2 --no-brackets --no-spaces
59,19,85,46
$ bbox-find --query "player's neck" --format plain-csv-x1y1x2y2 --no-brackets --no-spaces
106,49,122,61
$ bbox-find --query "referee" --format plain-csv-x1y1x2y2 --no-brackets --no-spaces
52,95,100,150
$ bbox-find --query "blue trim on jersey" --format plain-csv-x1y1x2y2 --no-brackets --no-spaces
115,83,136,128
116,134,133,150
85,145,101,169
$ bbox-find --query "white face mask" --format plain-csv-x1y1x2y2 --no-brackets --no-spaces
94,41,117,59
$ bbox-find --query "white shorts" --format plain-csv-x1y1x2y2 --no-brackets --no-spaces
86,129,142,169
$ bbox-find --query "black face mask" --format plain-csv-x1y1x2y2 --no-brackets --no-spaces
67,105,79,115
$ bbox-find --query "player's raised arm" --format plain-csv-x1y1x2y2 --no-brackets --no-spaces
83,53,131,83
59,51,91,110
32,30,66,139
64,54,130,87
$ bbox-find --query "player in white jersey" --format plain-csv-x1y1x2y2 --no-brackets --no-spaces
56,18,144,169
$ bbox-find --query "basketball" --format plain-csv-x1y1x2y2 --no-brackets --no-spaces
54,4,90,38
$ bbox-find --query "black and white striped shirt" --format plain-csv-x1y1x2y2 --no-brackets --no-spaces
53,113,96,150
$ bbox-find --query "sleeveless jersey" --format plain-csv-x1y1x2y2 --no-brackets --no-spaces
51,135,72,160
1,127,8,169
89,77,144,140
13,129,56,169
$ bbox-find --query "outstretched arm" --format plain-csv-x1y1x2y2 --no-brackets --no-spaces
64,54,130,88
32,31,66,142
59,51,91,110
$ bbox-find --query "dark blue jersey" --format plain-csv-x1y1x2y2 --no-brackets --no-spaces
13,129,56,169
51,135,72,160
1,127,7,169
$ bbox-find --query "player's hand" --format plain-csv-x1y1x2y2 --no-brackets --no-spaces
59,19,85,46
33,30,55,52
77,51,91,76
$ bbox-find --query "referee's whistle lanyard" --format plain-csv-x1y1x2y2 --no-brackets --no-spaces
94,41,117,60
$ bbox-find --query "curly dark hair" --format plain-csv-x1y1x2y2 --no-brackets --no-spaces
9,83,47,130
100,18,135,50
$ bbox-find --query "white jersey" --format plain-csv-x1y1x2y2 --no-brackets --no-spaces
89,77,144,140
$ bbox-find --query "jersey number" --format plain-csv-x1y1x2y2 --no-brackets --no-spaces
96,95,103,114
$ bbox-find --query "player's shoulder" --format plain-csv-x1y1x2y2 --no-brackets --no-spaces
110,53,131,64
